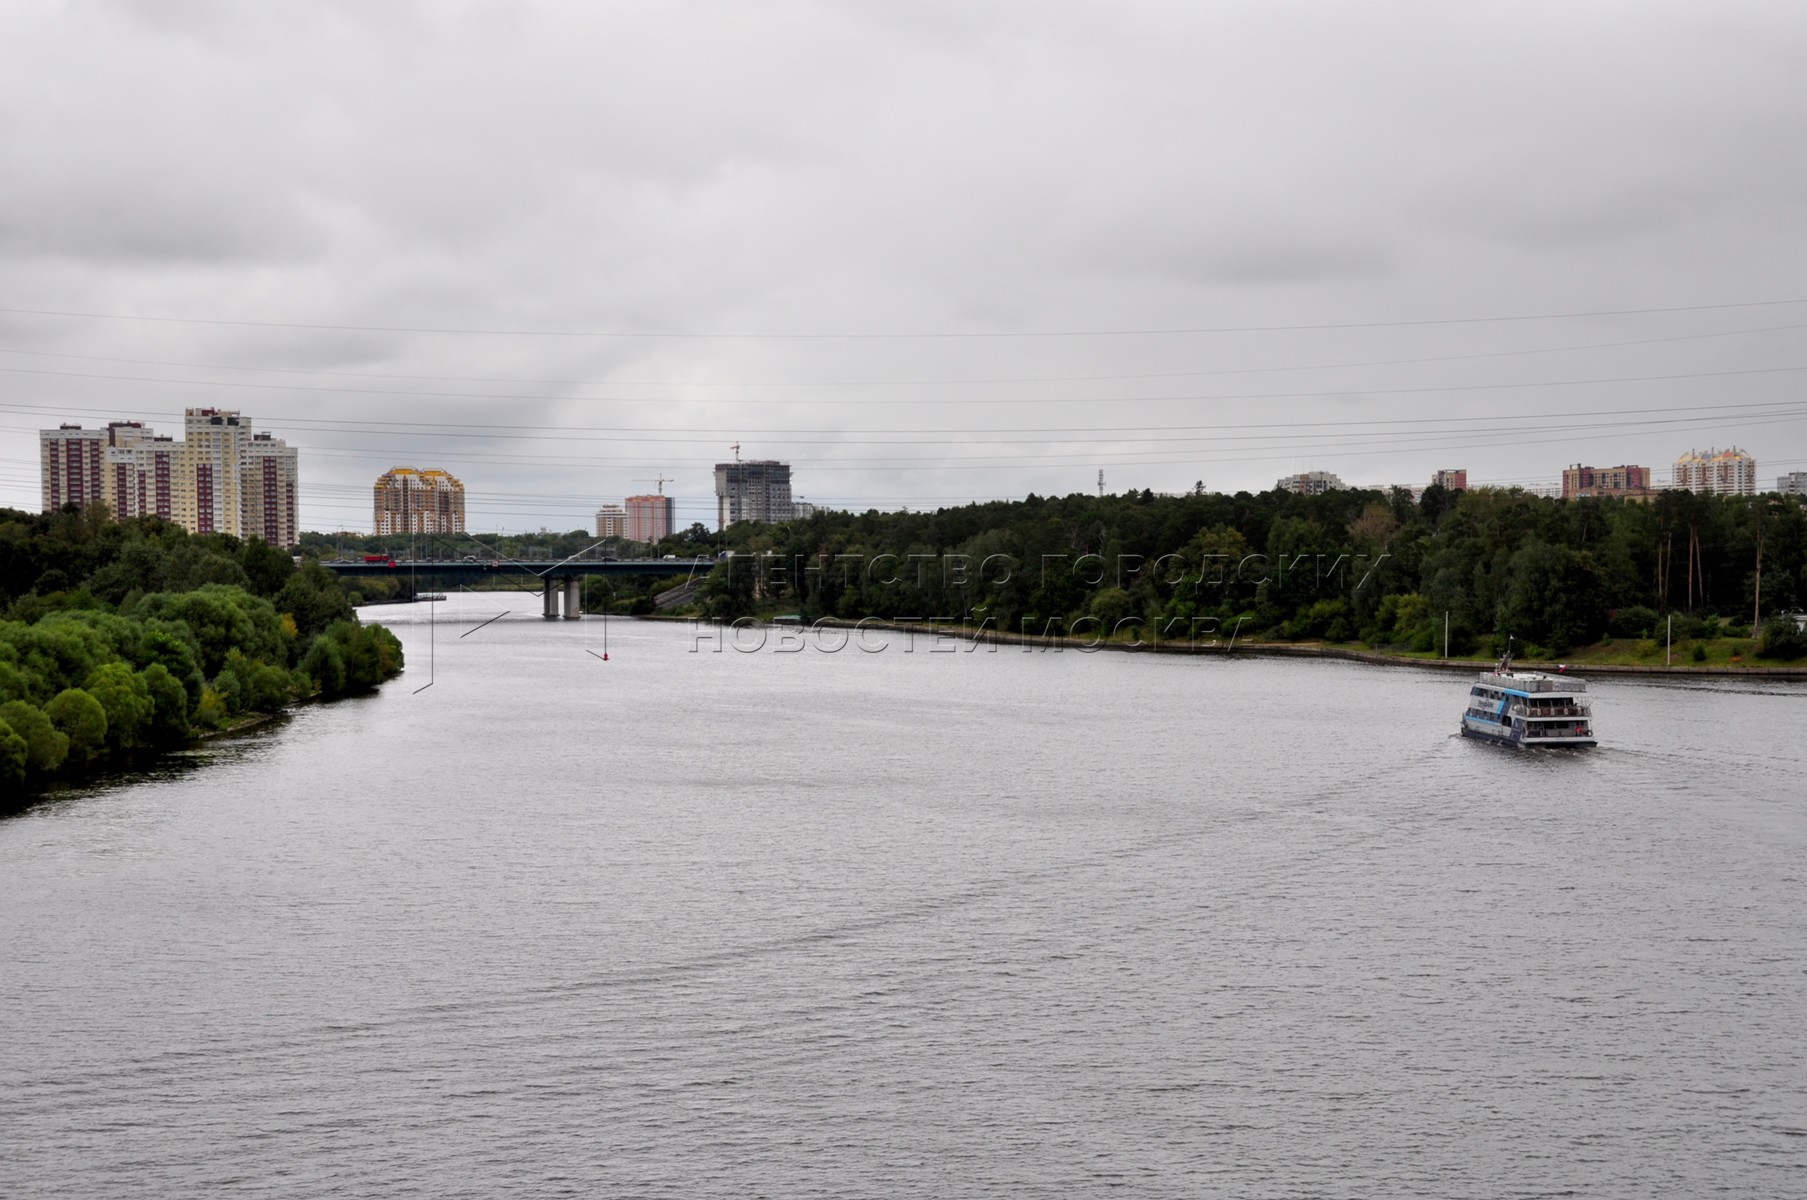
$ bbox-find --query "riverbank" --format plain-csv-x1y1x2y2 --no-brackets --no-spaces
673,614,1807,679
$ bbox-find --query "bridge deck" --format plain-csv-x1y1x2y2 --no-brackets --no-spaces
320,558,718,578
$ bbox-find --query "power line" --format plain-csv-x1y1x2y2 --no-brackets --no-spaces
1,318,1801,389
2,297,1805,339
9,409,1799,473
4,395,1802,442
4,359,1807,413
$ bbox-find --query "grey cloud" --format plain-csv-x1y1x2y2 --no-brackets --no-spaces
2,0,1805,528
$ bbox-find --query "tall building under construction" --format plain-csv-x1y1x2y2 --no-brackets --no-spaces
714,460,794,529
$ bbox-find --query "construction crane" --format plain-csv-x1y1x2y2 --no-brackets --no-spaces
634,474,674,496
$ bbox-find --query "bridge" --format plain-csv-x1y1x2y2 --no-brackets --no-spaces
319,557,719,619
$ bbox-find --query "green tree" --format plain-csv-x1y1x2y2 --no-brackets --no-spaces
0,701,68,774
1757,616,1807,661
276,562,356,637
139,620,206,708
1496,541,1608,653
239,537,296,597
139,664,190,744
135,585,288,675
86,662,154,753
247,662,293,711
213,648,254,716
0,659,32,705
0,621,102,700
44,688,107,764
299,635,346,695
193,687,228,730
1088,587,1135,633
0,717,26,790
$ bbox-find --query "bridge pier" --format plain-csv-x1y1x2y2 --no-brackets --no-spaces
542,577,558,619
564,576,582,620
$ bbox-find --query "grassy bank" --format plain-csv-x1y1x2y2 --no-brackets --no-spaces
682,614,1807,678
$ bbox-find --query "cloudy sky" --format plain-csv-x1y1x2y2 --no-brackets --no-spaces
3,0,1805,534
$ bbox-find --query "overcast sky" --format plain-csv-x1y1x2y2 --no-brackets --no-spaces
3,0,1805,534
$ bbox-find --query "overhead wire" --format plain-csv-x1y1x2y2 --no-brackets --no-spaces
1,318,1802,389
3,296,1805,338
5,296,1802,520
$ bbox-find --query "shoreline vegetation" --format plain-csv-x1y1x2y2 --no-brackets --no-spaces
665,483,1807,671
676,615,1807,679
0,506,403,801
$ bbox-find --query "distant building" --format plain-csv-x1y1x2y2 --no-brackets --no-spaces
40,409,301,545
793,500,818,519
1561,463,1653,500
715,459,794,529
373,467,466,535
1430,468,1468,491
1674,447,1756,495
1275,470,1345,496
624,494,675,543
178,408,252,535
1779,471,1807,496
594,504,629,539
39,424,110,512
105,425,179,522
240,431,300,549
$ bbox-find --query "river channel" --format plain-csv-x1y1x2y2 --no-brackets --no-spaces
2,594,1803,1197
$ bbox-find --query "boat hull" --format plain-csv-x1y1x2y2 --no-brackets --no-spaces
1460,723,1595,749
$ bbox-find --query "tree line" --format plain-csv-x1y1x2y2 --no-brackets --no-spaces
0,506,402,796
692,484,1807,661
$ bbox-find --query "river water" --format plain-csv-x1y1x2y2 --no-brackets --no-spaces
2,594,1803,1197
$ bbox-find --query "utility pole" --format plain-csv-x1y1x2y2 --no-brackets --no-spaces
1444,611,1450,659
1097,469,1105,497
1754,528,1763,633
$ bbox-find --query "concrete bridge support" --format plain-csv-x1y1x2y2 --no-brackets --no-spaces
542,577,559,619
565,576,582,620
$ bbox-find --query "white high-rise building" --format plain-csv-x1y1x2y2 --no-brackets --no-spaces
1776,472,1807,496
1275,470,1346,495
595,504,629,538
1673,447,1756,496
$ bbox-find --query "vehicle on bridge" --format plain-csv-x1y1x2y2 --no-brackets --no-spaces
363,554,396,567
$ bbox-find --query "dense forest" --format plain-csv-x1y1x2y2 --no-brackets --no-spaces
0,506,402,794
693,484,1807,662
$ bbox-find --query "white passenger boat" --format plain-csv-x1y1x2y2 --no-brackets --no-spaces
1460,641,1596,749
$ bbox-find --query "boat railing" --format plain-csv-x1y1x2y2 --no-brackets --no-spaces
1508,702,1592,718
1476,671,1587,694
